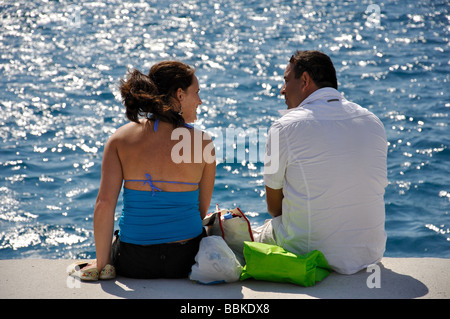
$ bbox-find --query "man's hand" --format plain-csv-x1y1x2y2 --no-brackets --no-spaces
265,185,283,217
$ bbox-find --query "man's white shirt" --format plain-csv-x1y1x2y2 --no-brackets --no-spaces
264,88,388,274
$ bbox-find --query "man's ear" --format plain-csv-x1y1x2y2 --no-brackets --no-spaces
302,71,318,93
301,71,312,88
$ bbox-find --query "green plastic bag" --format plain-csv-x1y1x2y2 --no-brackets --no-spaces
240,241,331,287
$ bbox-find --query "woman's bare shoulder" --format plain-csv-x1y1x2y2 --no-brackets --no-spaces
110,121,143,139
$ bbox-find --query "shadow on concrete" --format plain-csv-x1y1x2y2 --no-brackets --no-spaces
240,262,429,299
99,262,428,299
99,277,245,299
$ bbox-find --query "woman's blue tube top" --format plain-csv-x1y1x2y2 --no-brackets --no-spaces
118,188,203,245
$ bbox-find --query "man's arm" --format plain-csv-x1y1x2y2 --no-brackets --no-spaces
265,185,283,217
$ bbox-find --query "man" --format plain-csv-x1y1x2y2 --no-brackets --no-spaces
259,50,388,275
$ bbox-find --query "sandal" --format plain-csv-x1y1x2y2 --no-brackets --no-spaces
99,264,116,280
67,261,116,281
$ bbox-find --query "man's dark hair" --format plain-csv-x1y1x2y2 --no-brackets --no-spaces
289,50,338,89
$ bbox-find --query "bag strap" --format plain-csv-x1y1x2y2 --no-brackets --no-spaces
236,207,254,241
217,208,254,242
217,211,226,239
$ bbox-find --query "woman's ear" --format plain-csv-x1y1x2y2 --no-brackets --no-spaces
176,87,185,102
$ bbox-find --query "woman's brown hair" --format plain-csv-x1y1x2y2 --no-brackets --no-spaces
119,61,195,127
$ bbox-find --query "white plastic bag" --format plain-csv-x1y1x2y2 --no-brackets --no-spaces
189,236,243,284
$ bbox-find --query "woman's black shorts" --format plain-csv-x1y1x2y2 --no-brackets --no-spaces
111,229,206,279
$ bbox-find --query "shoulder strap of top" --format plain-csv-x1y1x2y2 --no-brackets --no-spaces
154,119,193,132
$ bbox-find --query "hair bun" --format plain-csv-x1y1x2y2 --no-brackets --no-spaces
119,61,195,127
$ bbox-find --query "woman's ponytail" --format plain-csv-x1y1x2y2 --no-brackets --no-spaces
119,69,162,123
119,61,195,127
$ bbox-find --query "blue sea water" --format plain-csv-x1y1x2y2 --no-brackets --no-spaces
0,0,448,260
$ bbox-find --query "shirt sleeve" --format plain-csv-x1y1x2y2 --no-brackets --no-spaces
264,122,288,190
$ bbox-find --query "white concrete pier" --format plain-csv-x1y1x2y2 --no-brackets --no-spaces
0,257,449,299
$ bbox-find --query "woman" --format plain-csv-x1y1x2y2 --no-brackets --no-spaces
82,61,215,280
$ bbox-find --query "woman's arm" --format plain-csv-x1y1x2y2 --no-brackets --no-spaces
198,136,216,219
93,136,123,271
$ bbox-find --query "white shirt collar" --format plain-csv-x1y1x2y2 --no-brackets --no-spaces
278,87,342,116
